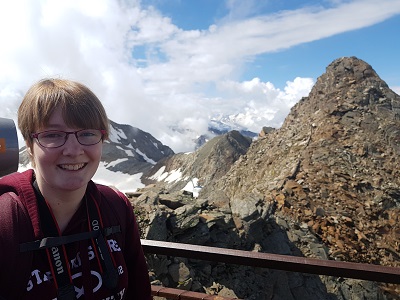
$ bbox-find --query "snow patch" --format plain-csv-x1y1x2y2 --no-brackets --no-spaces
182,178,202,198
109,126,128,143
149,166,182,183
104,158,128,168
136,148,156,164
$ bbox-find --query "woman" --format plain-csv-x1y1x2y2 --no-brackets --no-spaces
0,79,152,299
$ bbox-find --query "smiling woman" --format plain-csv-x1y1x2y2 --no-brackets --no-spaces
0,78,152,300
1,0,400,154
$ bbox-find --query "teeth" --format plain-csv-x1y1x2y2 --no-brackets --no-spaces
60,163,85,171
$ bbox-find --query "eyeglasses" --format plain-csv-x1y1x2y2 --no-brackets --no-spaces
31,129,106,148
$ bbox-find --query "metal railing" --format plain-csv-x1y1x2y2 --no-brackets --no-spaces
142,239,400,299
151,285,238,300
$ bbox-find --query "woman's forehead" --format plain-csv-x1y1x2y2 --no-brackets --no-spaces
37,107,81,130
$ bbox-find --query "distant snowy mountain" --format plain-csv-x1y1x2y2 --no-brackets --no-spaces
102,120,174,173
193,115,259,149
208,115,259,137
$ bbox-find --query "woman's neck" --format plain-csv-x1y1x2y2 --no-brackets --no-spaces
36,180,86,233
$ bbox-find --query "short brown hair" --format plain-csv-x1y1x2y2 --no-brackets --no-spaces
18,78,109,147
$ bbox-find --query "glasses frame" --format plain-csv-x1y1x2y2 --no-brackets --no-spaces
31,129,106,148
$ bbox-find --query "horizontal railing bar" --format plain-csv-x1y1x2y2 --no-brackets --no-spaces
151,285,239,300
141,239,400,284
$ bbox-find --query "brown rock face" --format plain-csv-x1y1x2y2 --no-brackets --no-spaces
216,57,400,266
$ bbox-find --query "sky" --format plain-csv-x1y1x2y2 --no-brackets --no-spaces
1,0,399,153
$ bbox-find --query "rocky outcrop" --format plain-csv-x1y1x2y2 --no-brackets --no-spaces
211,57,400,265
131,187,335,300
132,57,400,299
205,57,400,298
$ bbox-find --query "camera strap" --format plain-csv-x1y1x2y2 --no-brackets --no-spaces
19,181,120,300
85,192,119,290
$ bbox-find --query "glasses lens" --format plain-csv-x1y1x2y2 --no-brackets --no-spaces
76,129,103,145
37,131,66,148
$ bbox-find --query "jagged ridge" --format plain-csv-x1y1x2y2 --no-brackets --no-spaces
136,57,400,299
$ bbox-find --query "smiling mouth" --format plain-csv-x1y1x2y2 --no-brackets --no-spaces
58,163,87,171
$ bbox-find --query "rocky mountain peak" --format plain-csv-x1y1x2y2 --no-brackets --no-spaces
285,56,398,129
312,56,385,99
136,57,400,298
201,57,400,293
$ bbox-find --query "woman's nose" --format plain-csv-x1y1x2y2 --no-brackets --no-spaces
62,133,84,155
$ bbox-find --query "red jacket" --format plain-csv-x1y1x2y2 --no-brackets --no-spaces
0,170,151,300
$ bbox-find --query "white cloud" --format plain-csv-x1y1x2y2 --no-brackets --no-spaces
0,0,399,153
215,77,314,131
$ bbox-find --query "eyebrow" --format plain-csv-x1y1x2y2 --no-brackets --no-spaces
38,124,69,131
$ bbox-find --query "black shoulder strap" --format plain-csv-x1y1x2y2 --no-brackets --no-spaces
32,180,76,300
86,194,119,289
20,226,120,252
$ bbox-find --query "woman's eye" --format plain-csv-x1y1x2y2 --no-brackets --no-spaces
42,132,63,139
79,131,94,137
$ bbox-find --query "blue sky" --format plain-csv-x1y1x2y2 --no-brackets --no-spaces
141,0,400,90
0,0,399,152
